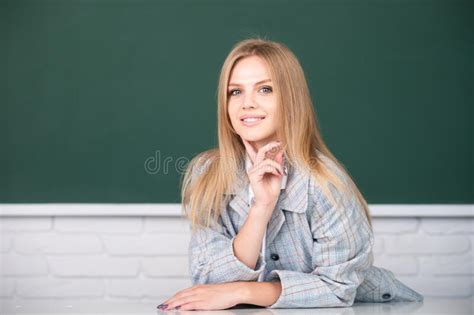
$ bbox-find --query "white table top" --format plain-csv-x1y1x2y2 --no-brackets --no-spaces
1,298,472,315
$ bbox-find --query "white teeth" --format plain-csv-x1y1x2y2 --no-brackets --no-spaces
243,117,263,122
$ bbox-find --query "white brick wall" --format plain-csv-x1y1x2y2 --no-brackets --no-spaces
1,213,473,310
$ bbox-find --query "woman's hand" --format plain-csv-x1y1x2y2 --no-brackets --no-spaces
157,282,245,311
241,138,285,210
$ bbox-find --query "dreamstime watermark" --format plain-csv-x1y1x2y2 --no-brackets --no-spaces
144,150,250,176
144,147,319,176
144,150,190,175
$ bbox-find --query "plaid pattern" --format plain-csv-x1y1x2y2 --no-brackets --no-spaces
188,153,424,308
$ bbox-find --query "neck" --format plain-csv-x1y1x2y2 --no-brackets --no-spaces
250,137,280,152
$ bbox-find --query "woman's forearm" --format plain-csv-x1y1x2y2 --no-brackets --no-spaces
238,281,282,307
233,203,273,269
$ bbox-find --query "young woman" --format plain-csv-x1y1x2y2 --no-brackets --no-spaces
157,37,423,311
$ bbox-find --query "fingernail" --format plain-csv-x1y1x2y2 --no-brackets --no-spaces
157,304,168,310
175,306,181,310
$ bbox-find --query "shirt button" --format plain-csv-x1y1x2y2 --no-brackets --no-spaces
270,253,279,261
382,293,391,300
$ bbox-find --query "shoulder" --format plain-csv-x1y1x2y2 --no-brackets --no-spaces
307,151,348,193
307,151,356,217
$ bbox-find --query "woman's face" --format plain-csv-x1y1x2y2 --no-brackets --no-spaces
227,55,280,151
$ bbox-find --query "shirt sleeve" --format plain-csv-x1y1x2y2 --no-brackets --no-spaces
188,215,267,284
266,181,374,308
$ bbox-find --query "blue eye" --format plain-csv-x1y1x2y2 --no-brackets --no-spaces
228,86,273,97
228,89,240,96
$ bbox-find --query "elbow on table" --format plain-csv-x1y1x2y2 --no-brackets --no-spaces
333,283,358,307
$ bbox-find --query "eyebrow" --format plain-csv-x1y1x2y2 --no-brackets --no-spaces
228,79,272,88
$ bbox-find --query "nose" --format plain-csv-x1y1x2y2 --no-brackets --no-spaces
242,93,256,109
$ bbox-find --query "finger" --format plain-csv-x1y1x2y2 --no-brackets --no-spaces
241,138,257,164
275,150,284,165
177,301,206,311
256,141,282,165
158,286,199,310
165,293,200,311
275,150,287,175
265,144,283,161
254,159,284,176
254,164,282,178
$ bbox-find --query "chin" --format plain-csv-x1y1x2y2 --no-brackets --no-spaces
239,131,273,142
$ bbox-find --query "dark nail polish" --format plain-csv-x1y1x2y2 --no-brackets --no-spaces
158,304,168,310
175,306,181,310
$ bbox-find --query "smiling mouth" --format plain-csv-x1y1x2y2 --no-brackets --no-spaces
241,117,265,122
240,116,265,127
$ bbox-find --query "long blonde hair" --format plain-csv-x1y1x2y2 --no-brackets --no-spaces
180,37,372,232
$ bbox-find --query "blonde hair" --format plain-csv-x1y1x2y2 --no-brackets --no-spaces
180,36,372,232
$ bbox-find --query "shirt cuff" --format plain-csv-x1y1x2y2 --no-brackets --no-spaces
266,269,356,308
226,235,266,281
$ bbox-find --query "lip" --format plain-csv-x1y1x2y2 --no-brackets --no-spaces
239,114,266,120
240,115,266,127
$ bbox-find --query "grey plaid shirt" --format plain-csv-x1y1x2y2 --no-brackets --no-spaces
188,153,424,308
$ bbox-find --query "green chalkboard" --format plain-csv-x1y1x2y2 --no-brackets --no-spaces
1,0,472,203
